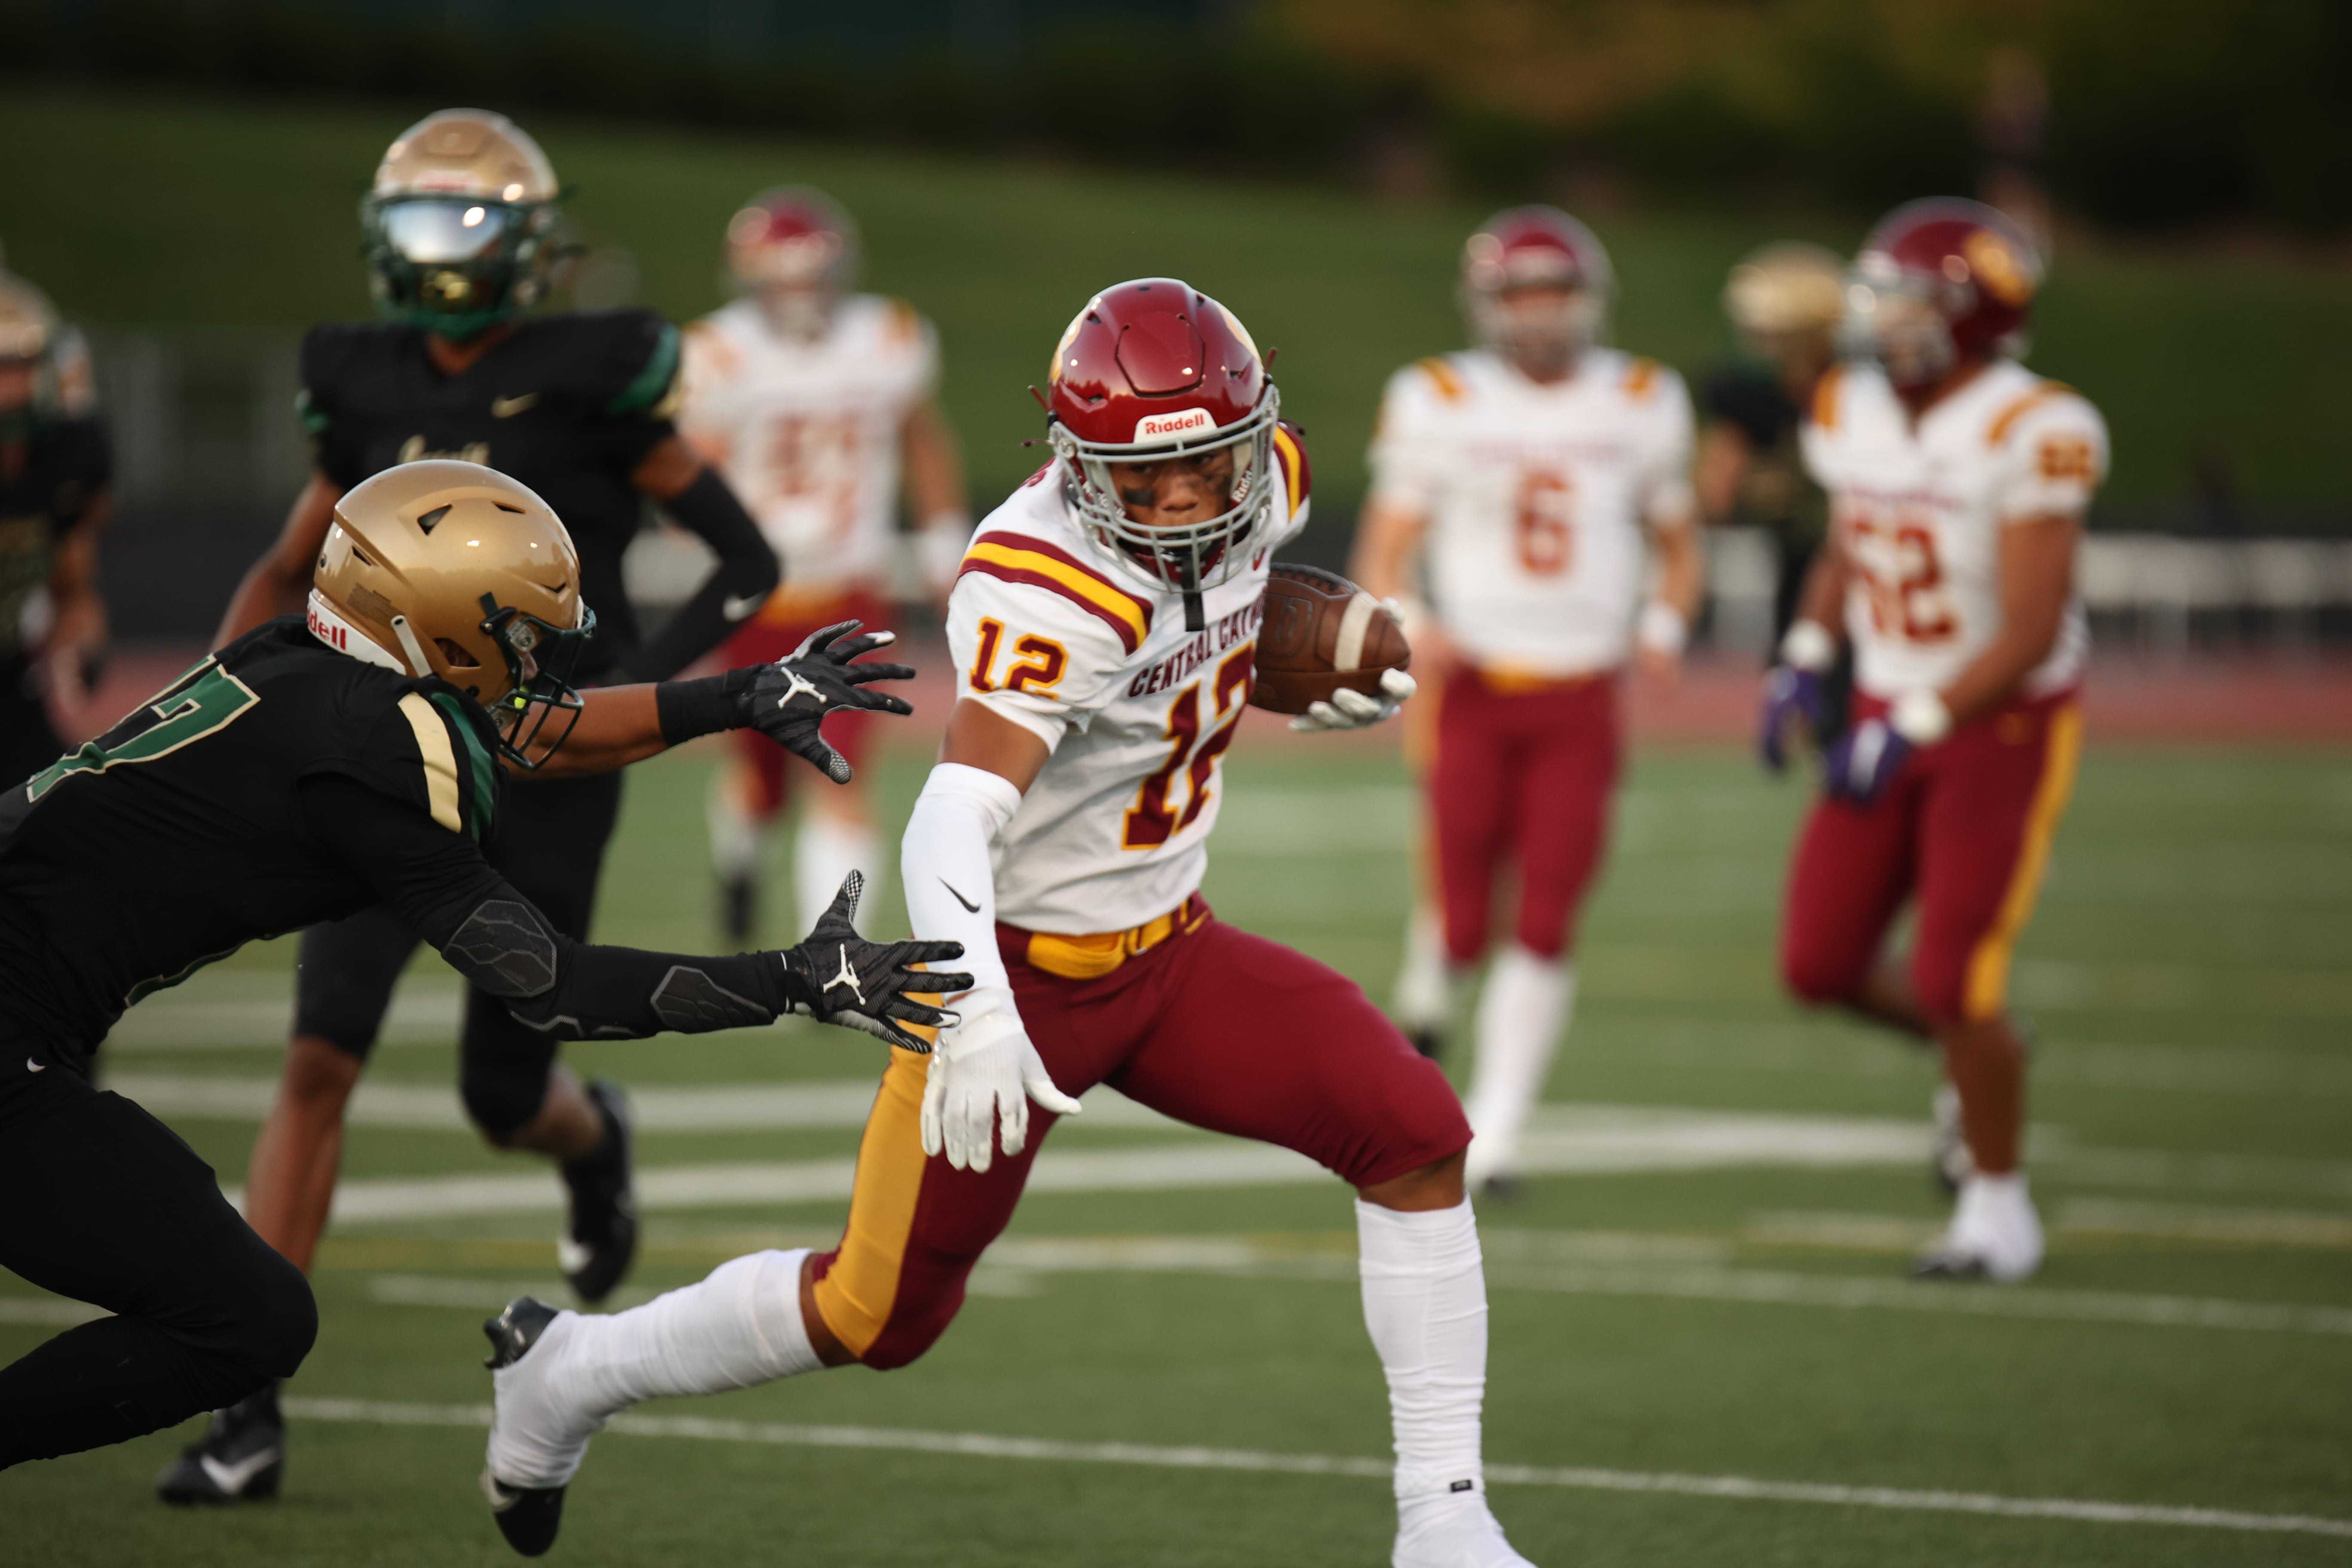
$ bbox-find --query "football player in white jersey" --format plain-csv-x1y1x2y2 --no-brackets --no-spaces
1352,207,1703,1194
1761,199,2107,1282
679,187,971,940
478,280,1550,1568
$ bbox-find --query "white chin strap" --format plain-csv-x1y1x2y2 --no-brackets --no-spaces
306,589,413,674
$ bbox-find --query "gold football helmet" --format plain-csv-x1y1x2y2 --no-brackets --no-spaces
1723,242,1846,343
309,460,594,766
361,109,563,340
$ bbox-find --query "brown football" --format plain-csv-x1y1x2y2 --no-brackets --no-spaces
1249,564,1412,715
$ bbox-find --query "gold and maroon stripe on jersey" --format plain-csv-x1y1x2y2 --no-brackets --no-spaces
957,533,1154,655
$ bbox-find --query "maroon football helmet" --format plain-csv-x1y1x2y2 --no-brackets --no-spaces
1044,277,1279,594
1460,206,1613,366
1842,198,2042,389
726,187,858,338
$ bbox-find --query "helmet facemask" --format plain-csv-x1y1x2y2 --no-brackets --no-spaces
363,193,559,341
463,595,595,769
1839,257,1960,391
1049,383,1280,595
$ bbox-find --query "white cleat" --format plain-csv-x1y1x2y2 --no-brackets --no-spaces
1393,1491,1539,1568
1914,1173,2044,1283
481,1298,608,1556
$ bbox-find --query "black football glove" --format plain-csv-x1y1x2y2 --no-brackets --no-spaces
750,621,917,784
779,872,971,1052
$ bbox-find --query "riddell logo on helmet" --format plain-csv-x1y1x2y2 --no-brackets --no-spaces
307,601,348,651
1135,408,1215,441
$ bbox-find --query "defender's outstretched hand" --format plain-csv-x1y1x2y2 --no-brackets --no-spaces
1289,668,1417,733
781,873,971,1051
919,1004,1083,1173
751,620,919,783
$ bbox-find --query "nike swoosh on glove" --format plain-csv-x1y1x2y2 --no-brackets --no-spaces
1758,665,1830,772
919,1002,1083,1173
1823,717,1913,805
751,621,919,784
780,873,972,1051
1289,667,1417,733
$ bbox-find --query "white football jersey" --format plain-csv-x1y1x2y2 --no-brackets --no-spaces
678,294,939,590
949,429,1311,934
1368,347,1695,677
1802,359,2105,701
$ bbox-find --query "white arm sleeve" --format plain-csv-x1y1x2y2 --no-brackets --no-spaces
900,761,1025,1009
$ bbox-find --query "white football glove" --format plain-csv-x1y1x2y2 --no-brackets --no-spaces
1289,667,1418,733
918,1000,1083,1173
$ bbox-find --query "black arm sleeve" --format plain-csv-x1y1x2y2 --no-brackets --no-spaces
298,774,812,1038
619,468,781,683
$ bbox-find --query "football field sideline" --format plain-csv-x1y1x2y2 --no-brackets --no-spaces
276,1395,2352,1542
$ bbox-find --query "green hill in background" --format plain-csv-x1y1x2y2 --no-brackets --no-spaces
4,87,2347,525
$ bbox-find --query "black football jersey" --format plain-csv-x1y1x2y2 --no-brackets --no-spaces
299,311,681,677
0,414,111,669
1700,361,1826,548
0,618,501,1064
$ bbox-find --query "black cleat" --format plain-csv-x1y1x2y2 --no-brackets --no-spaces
483,1298,569,1557
558,1080,637,1305
1473,1173,1525,1204
1407,1027,1446,1062
156,1381,285,1505
1910,1247,1991,1281
720,871,758,945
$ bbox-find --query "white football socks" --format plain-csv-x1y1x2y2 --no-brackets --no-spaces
1462,949,1576,1190
796,812,881,933
1392,903,1454,1035
1357,1198,1488,1503
488,1249,822,1489
707,770,762,882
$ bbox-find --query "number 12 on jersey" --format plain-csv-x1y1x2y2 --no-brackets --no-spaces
1124,647,1254,849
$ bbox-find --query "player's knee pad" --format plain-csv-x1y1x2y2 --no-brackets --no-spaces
190,1227,319,1381
827,1255,971,1372
1906,949,1972,1032
460,1054,553,1142
1779,935,1866,1007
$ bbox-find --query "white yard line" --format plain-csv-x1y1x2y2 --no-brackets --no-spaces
276,1395,2352,1540
104,1073,1181,1131
279,1107,1930,1225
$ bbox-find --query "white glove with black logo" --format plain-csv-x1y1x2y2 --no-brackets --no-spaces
918,995,1083,1173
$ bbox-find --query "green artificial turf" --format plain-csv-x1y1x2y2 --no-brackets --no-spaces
5,736,2349,1565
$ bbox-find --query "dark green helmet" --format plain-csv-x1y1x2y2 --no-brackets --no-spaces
361,109,561,341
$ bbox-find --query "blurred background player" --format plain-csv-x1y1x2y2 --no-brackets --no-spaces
472,279,1542,1568
1354,208,1703,1195
1697,241,1850,709
1761,198,2105,1283
164,109,781,1503
0,267,109,787
679,187,970,943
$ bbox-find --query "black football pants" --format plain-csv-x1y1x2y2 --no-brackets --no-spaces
293,770,623,1136
0,1057,316,1470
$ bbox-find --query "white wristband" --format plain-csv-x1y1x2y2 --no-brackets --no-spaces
916,514,973,594
1636,601,1687,658
1779,619,1836,673
1890,690,1954,747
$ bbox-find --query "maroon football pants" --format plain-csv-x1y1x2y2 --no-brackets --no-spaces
1781,690,2083,1028
1430,667,1622,965
808,904,1471,1369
